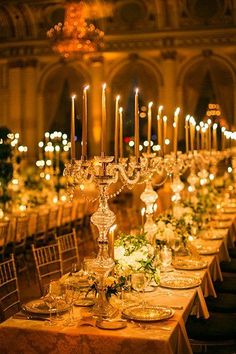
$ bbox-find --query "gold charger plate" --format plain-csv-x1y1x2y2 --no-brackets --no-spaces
122,305,174,322
172,259,208,271
197,246,219,255
96,319,127,330
23,299,70,315
160,275,201,289
74,298,95,307
201,233,223,241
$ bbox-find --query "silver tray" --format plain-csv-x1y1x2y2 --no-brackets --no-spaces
160,275,201,289
23,299,70,315
122,305,174,322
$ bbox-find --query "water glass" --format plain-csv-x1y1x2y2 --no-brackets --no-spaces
160,246,172,271
131,272,147,307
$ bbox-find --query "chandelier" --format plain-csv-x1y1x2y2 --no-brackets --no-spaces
47,1,104,58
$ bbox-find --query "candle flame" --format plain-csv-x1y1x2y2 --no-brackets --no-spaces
221,126,226,132
158,105,163,113
174,107,180,116
141,208,146,216
116,95,120,101
196,125,200,131
119,107,123,113
207,118,212,125
213,123,218,130
173,122,176,128
83,85,89,92
102,83,106,90
200,121,204,127
148,101,153,108
135,88,139,95
163,115,167,122
185,114,190,122
71,94,76,100
110,224,117,232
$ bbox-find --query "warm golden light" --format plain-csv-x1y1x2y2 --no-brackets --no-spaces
47,1,104,58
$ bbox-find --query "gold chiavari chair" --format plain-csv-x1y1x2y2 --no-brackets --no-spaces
47,206,59,241
32,243,62,295
73,200,86,230
57,229,80,274
0,220,10,260
0,254,21,322
13,216,29,278
58,203,73,235
33,211,49,247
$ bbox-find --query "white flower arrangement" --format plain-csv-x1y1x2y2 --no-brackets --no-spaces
114,232,159,283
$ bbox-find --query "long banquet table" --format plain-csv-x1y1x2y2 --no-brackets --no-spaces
0,221,234,354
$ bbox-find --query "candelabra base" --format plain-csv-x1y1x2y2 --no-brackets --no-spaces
92,290,119,319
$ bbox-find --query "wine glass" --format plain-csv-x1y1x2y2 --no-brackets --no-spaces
71,263,80,275
160,246,172,272
49,280,65,321
43,283,56,326
131,272,147,307
63,284,76,326
169,238,181,259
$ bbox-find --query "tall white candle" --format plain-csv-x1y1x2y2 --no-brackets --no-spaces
185,115,190,154
70,95,76,160
213,123,218,150
101,83,107,156
119,107,123,158
82,85,89,158
157,105,163,151
173,107,180,155
134,88,139,159
147,102,153,154
114,95,120,161
163,115,167,156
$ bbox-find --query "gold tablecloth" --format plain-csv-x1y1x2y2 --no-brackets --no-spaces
0,225,233,354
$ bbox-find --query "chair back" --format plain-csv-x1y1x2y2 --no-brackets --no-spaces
32,244,62,295
14,216,28,244
48,207,59,230
34,211,49,246
0,254,20,322
60,203,73,226
57,229,79,274
0,221,10,253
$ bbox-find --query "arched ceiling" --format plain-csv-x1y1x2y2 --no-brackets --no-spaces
0,0,235,42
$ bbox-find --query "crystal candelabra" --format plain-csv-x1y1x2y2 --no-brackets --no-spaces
165,151,190,204
140,152,167,244
64,155,146,317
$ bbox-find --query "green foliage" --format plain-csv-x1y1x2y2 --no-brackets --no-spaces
115,231,148,256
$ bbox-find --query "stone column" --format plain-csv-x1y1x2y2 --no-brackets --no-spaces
8,60,24,134
22,59,38,162
0,64,8,126
161,50,177,152
88,56,104,157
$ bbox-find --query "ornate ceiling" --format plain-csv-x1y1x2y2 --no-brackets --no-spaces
0,0,235,57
